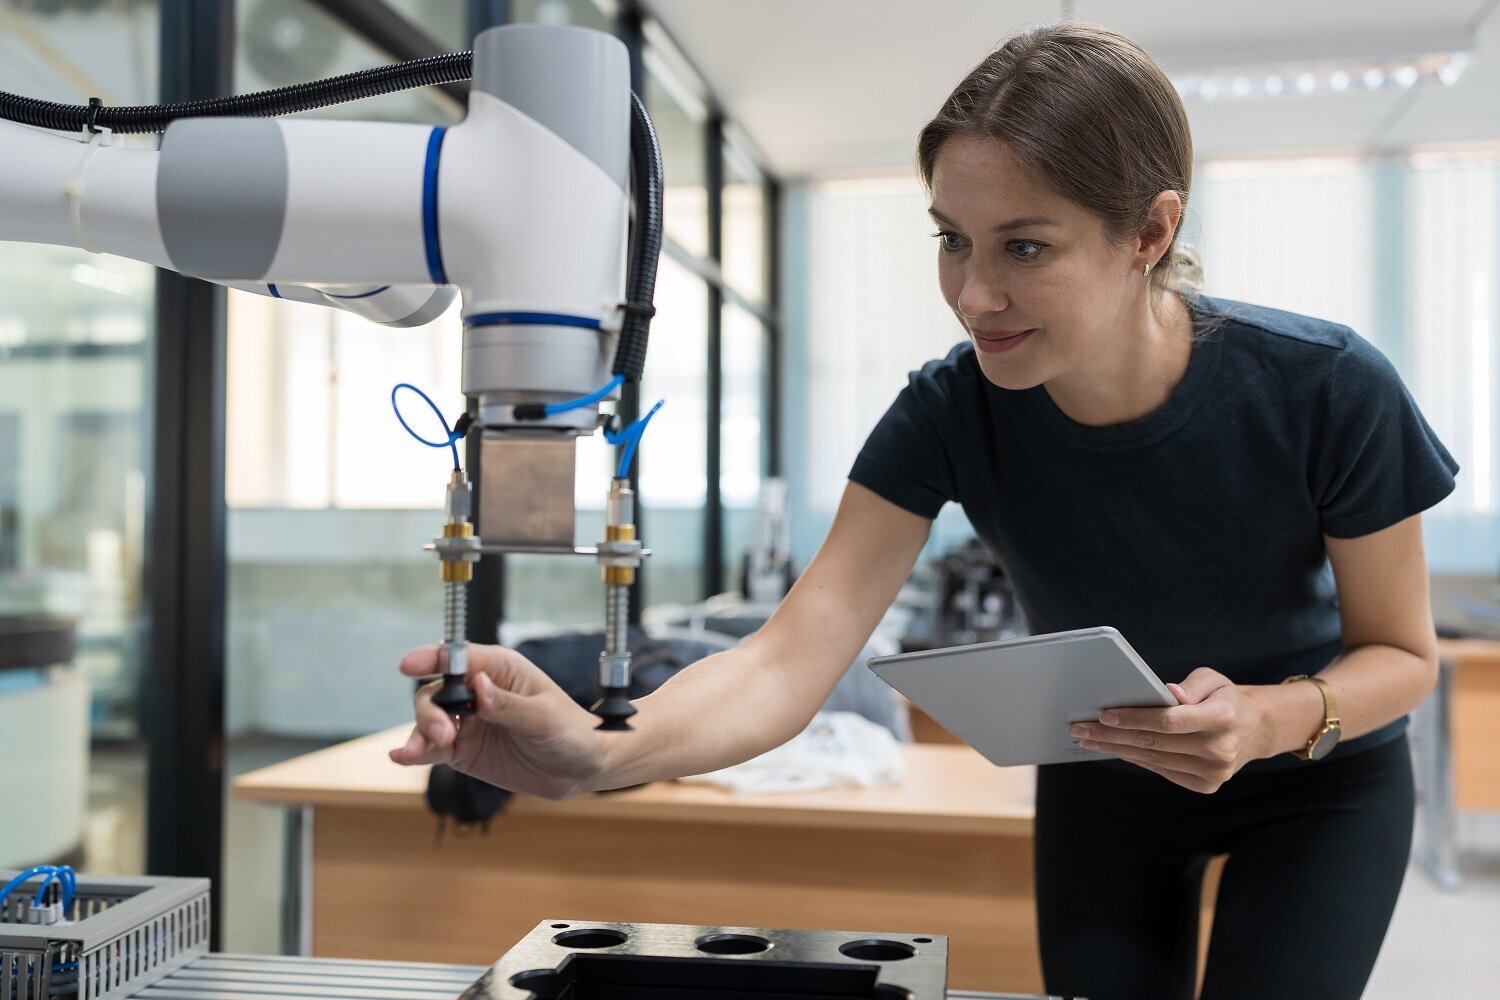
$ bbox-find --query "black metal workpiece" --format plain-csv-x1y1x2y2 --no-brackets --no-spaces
460,919,949,999
0,616,76,672
145,0,232,949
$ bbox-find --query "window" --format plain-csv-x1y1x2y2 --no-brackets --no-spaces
637,256,709,606
0,0,160,884
1407,153,1499,563
722,132,770,304
1196,158,1375,340
721,302,769,590
510,0,617,32
643,36,710,260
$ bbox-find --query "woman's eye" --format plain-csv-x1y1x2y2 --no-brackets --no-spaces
932,230,967,254
1008,240,1047,261
1008,239,1044,260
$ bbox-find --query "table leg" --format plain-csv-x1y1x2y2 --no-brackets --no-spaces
1411,658,1462,891
280,805,315,954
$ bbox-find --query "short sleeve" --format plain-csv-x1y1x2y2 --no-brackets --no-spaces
848,358,963,520
1312,337,1459,538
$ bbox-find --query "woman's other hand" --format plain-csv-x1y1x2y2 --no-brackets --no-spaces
388,644,609,800
1069,667,1277,793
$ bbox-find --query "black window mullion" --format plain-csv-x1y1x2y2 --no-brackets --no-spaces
146,0,233,948
462,2,510,640
766,177,783,479
704,115,726,599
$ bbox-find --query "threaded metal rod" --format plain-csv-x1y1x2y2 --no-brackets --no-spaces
444,581,467,648
605,584,629,655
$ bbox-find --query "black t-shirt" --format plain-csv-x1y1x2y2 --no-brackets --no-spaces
850,295,1459,768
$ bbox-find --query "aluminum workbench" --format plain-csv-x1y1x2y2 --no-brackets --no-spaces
129,953,1063,999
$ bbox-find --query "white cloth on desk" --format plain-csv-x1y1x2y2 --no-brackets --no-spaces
678,711,906,794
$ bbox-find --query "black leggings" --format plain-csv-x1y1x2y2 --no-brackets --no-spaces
1034,735,1413,1000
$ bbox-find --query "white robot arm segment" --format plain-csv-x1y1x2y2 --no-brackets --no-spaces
1,23,660,730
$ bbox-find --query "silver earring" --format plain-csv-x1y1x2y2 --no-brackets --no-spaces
1143,262,1152,278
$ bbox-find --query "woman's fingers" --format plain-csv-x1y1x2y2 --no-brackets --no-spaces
399,644,442,678
388,725,451,766
411,680,459,748
470,671,564,742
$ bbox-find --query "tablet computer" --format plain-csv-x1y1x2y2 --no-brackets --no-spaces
867,626,1177,766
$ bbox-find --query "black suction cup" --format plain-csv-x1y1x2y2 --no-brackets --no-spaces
432,674,476,716
592,688,636,731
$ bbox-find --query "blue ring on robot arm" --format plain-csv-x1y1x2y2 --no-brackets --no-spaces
463,311,603,331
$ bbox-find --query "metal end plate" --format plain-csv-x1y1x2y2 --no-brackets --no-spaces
478,435,577,550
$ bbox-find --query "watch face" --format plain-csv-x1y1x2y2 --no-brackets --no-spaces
1308,727,1340,761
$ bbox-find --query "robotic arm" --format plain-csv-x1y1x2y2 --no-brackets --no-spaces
0,24,661,729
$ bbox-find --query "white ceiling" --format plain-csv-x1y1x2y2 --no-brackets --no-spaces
642,0,1500,180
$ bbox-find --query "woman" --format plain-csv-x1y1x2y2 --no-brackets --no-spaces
390,23,1457,1000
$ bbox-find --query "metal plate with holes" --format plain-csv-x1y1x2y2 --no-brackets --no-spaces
461,919,949,999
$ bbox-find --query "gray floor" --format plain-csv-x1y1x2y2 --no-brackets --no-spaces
85,740,1500,996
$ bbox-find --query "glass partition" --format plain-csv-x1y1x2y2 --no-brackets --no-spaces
0,0,161,877
637,256,710,608
643,45,710,260
721,303,769,592
722,136,770,305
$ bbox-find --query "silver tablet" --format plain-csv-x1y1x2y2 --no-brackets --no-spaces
867,626,1177,767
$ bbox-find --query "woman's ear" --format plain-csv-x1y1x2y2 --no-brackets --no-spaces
1138,190,1183,269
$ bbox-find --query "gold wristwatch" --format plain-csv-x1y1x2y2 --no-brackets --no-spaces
1281,674,1340,761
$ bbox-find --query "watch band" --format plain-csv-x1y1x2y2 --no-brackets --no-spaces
1281,674,1340,759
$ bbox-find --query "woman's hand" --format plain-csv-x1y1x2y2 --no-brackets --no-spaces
388,644,610,800
1068,667,1275,793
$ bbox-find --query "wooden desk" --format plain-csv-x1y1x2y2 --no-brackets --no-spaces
233,729,1047,992
1411,639,1500,889
1438,639,1500,810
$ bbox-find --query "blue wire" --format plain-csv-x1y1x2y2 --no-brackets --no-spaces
50,864,74,910
605,399,664,479
390,383,462,470
0,864,74,915
544,375,623,416
0,866,51,909
32,871,57,906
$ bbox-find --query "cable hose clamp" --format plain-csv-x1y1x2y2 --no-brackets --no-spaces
64,107,115,254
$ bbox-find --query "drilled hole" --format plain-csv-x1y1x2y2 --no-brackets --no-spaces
508,968,559,997
912,937,932,944
552,928,628,949
839,939,917,962
695,933,772,955
550,923,570,929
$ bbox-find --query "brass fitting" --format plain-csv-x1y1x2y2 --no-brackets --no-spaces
441,522,475,582
603,523,636,585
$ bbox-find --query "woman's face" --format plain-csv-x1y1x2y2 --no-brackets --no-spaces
929,136,1144,390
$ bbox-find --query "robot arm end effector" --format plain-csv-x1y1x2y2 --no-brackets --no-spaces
419,25,662,730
